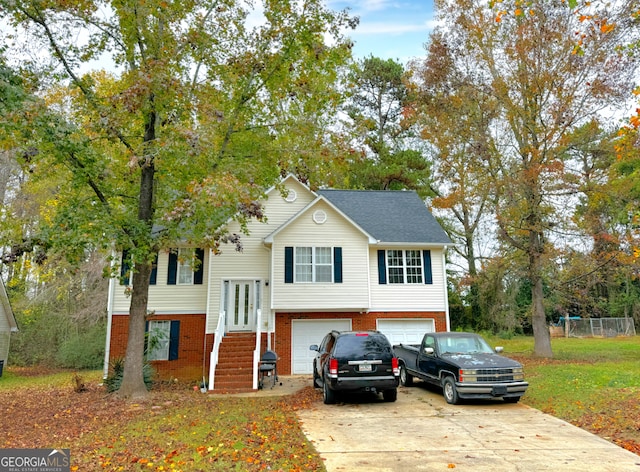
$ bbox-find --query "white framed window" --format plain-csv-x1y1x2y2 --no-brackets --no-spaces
147,320,171,360
387,249,423,284
295,247,333,283
177,248,194,285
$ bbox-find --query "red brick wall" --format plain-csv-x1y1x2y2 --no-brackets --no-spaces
108,314,209,383
110,311,446,380
274,311,447,375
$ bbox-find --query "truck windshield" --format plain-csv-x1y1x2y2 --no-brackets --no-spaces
437,335,494,354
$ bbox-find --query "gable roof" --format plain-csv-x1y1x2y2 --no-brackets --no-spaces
317,189,451,245
0,279,18,332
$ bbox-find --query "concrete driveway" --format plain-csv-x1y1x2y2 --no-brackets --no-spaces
297,382,640,472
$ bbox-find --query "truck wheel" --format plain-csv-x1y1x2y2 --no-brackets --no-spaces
399,365,413,387
323,378,336,404
442,376,460,405
383,388,397,402
312,363,320,388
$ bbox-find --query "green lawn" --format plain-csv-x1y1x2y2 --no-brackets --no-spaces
486,334,640,452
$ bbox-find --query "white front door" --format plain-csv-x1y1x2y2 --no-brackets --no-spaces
226,280,257,331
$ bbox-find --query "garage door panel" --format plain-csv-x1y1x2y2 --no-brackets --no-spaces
291,319,351,374
377,319,434,346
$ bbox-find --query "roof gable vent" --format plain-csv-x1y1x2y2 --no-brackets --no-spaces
284,189,297,202
313,210,327,224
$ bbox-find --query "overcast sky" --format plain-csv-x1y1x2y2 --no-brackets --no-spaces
328,0,437,63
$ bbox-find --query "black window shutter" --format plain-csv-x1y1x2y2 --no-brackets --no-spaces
194,248,205,285
423,250,433,284
167,250,178,285
333,247,343,283
284,247,294,283
150,253,158,285
169,320,180,360
377,250,387,284
120,250,130,286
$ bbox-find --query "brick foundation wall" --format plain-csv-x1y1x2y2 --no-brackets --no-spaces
109,314,209,383
274,311,447,375
110,311,447,380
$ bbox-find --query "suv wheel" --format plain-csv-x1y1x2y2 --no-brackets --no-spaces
442,376,459,405
383,388,397,402
399,365,413,387
323,378,336,404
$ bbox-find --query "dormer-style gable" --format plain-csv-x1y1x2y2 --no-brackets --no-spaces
264,179,451,247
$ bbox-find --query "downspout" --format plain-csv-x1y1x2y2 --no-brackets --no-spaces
263,243,273,351
202,248,214,389
442,249,451,332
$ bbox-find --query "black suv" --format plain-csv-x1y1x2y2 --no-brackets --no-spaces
310,330,400,404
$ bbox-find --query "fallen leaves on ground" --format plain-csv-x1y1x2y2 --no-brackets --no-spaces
2,366,638,470
1,369,325,471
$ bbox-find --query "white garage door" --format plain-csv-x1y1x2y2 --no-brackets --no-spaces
291,319,351,374
377,319,435,346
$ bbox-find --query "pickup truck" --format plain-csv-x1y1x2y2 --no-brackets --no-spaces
394,332,528,404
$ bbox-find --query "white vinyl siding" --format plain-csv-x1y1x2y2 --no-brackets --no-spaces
370,247,447,312
111,250,208,314
206,178,316,332
0,312,10,363
272,201,370,311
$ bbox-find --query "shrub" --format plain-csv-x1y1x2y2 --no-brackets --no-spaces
104,358,154,393
56,323,106,369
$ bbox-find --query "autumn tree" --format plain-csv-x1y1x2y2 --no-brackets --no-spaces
430,0,637,355
411,33,500,328
342,56,431,195
0,0,356,398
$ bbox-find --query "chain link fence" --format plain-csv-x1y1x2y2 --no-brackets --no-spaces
550,317,637,338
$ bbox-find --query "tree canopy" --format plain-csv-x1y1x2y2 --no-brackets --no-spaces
0,0,357,397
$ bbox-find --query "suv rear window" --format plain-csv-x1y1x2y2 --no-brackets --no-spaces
334,333,393,358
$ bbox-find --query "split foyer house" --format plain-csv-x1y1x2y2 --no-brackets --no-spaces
104,175,452,391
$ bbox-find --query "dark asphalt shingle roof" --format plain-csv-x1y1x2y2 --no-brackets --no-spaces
317,189,451,245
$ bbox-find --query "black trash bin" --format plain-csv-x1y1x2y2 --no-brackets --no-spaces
0,360,4,377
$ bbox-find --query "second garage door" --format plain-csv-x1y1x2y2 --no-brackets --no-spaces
291,319,351,374
377,318,435,346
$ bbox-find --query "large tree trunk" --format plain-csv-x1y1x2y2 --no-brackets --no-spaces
118,261,152,399
465,231,482,323
118,108,157,399
530,230,552,357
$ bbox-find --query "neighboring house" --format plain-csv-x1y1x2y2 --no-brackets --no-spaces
104,175,452,391
0,278,18,372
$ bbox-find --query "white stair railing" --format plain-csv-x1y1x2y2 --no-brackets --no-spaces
208,311,226,391
253,309,262,390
